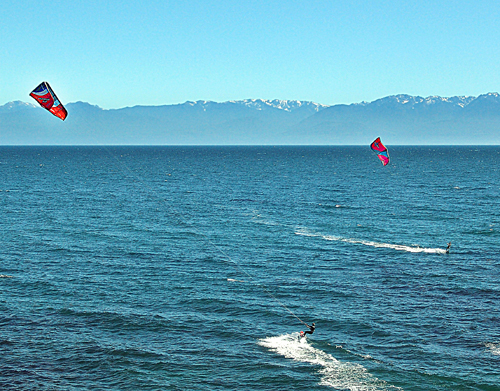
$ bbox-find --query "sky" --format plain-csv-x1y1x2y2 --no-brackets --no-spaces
2,0,500,109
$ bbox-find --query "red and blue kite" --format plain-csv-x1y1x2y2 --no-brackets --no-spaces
30,81,67,121
370,137,389,166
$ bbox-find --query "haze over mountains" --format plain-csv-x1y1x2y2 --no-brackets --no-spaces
1,94,500,145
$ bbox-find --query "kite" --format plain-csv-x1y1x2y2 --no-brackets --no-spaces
370,137,389,166
29,81,67,121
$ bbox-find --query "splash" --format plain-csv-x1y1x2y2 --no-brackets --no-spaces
258,333,400,390
296,230,446,254
485,343,500,355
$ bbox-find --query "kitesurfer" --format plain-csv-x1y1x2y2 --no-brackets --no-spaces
446,242,451,254
298,323,316,340
304,323,315,336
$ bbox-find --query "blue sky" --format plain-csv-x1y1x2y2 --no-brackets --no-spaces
2,0,500,109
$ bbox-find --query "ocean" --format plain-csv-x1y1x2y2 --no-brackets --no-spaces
0,146,499,390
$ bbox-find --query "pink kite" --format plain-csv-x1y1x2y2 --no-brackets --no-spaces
370,137,389,166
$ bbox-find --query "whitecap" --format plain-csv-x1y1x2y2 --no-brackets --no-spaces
485,342,500,355
227,278,245,283
258,333,401,390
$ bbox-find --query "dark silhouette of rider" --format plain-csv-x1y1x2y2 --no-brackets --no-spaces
304,323,315,335
446,242,451,254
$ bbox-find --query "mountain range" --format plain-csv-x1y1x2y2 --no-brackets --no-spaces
1,94,500,145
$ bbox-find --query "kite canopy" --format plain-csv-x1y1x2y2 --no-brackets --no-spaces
370,137,389,166
29,81,67,121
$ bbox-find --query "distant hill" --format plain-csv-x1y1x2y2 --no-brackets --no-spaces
286,93,500,145
1,95,499,145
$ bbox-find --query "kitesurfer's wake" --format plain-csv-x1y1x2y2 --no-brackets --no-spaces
296,229,448,254
259,333,401,390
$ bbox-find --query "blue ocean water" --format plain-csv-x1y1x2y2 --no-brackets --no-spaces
0,146,499,390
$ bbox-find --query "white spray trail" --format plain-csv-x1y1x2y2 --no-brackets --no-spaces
259,334,401,390
296,230,446,254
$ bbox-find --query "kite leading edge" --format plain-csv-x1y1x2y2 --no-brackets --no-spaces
370,137,389,166
29,81,67,121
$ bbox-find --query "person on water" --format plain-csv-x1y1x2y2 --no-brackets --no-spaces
304,323,315,336
446,242,451,254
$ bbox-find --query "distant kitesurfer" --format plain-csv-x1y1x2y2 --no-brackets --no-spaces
446,242,451,254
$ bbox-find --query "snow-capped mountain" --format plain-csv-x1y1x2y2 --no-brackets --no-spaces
294,93,500,145
350,94,477,109
230,99,327,112
180,99,326,112
0,100,38,112
1,95,499,145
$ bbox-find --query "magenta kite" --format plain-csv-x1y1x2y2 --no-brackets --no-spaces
370,137,389,166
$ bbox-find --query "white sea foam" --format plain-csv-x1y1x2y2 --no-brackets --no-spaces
227,278,245,283
295,230,446,254
258,333,401,390
485,343,500,355
251,211,281,226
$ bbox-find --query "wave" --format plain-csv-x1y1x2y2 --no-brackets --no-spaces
258,333,401,390
319,203,350,209
251,211,281,227
227,278,246,283
485,342,500,356
296,229,447,254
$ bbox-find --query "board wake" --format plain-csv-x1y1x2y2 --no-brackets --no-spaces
258,333,401,390
296,229,447,254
